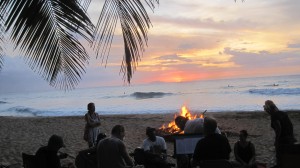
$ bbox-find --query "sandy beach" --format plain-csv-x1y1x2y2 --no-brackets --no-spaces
0,111,299,168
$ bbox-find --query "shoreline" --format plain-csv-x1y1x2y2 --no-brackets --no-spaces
1,109,300,118
0,111,299,168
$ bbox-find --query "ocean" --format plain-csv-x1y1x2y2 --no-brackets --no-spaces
0,75,300,117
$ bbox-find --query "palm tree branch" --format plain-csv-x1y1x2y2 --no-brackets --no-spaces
94,0,159,83
2,0,94,89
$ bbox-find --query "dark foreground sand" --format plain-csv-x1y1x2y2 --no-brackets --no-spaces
0,111,299,168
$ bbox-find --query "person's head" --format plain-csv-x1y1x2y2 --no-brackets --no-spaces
239,130,248,142
203,117,217,135
111,125,125,140
96,133,107,145
47,135,65,151
146,127,156,141
175,116,189,131
264,100,279,115
87,102,95,113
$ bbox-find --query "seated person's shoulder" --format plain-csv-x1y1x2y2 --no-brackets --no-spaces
156,136,165,141
36,146,48,155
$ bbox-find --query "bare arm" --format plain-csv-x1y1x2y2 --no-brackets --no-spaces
120,142,134,167
85,113,101,127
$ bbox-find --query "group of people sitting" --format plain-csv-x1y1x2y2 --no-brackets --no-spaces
174,115,255,168
33,99,296,168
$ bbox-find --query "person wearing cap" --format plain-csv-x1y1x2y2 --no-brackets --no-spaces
35,134,70,168
97,125,133,168
141,127,171,168
84,102,101,147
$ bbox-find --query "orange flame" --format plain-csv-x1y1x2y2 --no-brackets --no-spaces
159,105,204,134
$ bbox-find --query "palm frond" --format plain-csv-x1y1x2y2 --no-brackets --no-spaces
0,4,5,71
2,0,94,90
94,0,159,83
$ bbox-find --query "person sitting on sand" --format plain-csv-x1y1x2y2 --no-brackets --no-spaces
234,130,256,168
141,127,171,168
97,125,133,168
175,116,221,134
263,100,297,168
175,116,222,168
84,102,101,147
192,117,231,167
35,135,72,168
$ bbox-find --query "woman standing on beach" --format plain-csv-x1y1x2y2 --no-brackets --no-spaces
84,102,101,147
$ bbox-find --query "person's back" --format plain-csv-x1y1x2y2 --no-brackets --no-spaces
192,117,231,167
271,111,296,144
35,135,67,168
35,146,61,168
184,118,204,134
97,137,126,168
97,125,133,168
194,133,231,160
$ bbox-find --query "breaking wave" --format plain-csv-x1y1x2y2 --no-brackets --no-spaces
249,88,300,95
131,92,173,99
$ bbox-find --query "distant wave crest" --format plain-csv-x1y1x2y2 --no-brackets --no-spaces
7,106,38,116
0,101,7,104
249,88,300,95
131,92,172,99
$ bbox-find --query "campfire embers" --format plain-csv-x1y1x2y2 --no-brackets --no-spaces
157,105,205,141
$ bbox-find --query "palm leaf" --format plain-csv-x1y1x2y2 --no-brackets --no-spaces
94,0,159,83
0,1,6,71
2,0,94,89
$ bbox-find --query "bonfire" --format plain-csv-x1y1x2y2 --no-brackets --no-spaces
158,105,205,136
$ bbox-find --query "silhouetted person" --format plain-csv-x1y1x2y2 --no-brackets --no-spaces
97,125,133,168
264,100,297,168
84,102,101,147
175,116,221,168
192,117,231,167
142,127,170,168
234,130,256,168
75,133,107,168
35,135,70,168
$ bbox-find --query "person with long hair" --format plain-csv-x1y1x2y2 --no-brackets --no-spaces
264,100,297,168
84,102,101,147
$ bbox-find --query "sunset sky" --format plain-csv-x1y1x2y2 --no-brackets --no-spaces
1,0,300,93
